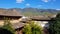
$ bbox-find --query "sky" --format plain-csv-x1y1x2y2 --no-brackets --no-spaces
0,0,60,9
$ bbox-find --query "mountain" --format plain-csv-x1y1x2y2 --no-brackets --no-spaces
11,8,60,16
0,8,60,16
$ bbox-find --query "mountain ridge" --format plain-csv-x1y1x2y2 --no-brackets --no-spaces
0,8,60,16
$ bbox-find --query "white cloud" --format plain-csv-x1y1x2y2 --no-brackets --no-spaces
56,9,60,10
26,3,30,6
42,0,49,2
16,0,24,3
42,0,56,3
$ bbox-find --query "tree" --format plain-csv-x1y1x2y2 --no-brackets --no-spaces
23,23,32,34
30,21,43,34
2,18,15,34
0,28,13,34
23,21,43,34
49,13,60,34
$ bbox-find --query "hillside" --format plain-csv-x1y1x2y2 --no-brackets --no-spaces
0,8,60,16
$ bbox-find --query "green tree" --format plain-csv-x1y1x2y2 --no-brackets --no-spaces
2,18,15,34
30,21,43,34
49,13,60,34
23,21,43,34
23,23,32,34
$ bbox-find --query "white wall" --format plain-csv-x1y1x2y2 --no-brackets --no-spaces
0,20,20,26
34,21,49,28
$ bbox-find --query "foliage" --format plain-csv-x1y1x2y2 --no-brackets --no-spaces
0,28,13,34
2,18,15,34
49,13,60,34
23,21,43,34
31,21,43,34
23,23,32,34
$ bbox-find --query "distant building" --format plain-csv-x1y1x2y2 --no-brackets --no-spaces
19,16,31,23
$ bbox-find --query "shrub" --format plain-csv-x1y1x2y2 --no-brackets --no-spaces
2,18,15,34
23,23,32,34
23,21,43,34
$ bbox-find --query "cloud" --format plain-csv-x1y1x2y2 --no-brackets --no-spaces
16,0,24,3
56,9,60,10
42,0,49,2
38,5,42,7
26,3,30,6
42,0,56,3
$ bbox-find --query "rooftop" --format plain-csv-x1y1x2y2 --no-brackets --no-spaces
12,23,25,29
0,9,22,16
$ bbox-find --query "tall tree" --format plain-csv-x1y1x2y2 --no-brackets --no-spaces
49,13,60,34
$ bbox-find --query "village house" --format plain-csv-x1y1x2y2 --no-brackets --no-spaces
30,15,56,28
18,15,56,29
0,10,26,34
0,10,22,26
29,15,56,34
